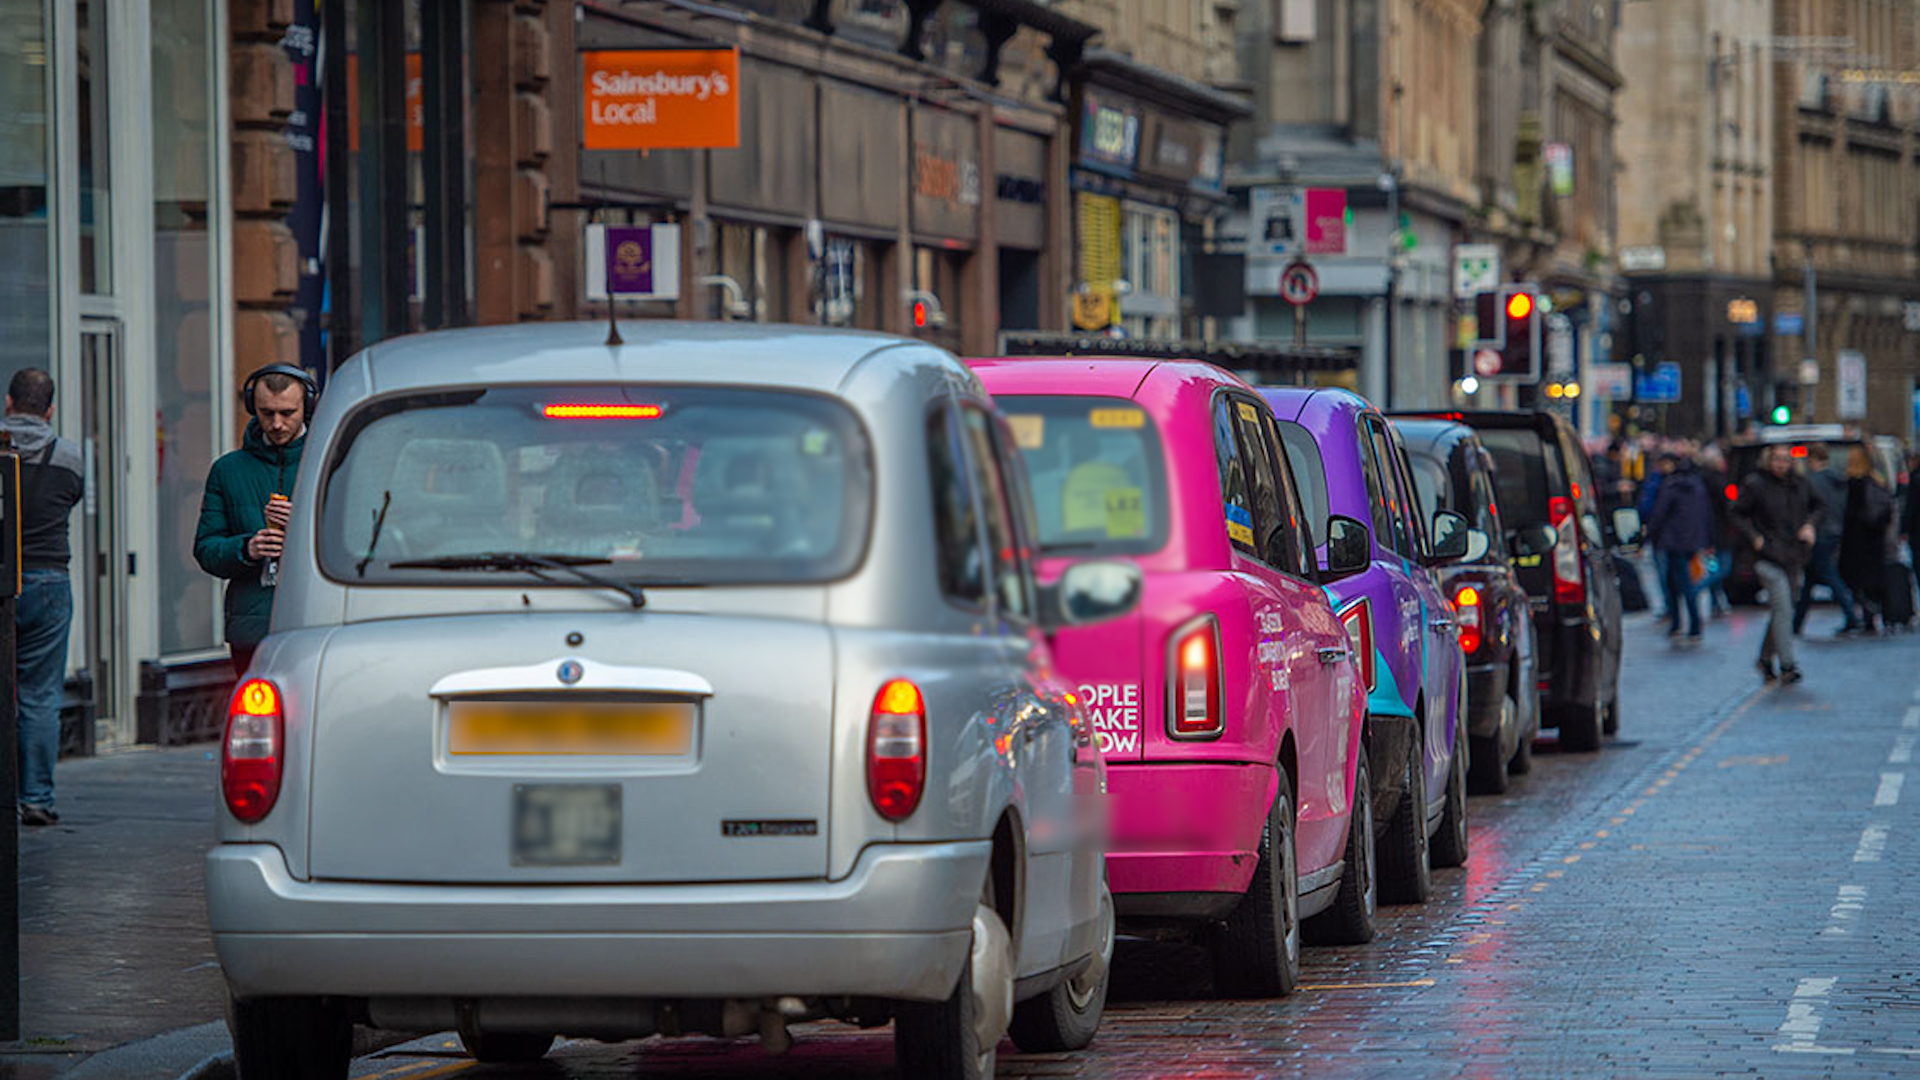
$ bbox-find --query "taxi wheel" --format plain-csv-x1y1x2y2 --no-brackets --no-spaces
1208,772,1299,998
1509,692,1536,776
1008,881,1112,1052
1468,696,1514,795
1377,741,1432,904
895,890,1012,1080
1305,746,1376,946
1560,695,1604,752
1431,738,1470,869
458,1029,555,1063
227,995,350,1080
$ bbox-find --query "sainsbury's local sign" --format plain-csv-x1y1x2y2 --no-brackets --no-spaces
581,48,740,151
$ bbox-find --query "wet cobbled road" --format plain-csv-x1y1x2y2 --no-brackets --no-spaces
351,605,1920,1079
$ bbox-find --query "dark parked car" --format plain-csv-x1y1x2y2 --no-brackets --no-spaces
1389,418,1542,792
1399,411,1624,752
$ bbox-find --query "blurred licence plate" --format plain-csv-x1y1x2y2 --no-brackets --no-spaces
449,701,694,756
513,784,620,866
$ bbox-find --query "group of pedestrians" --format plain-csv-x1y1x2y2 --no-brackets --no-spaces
1600,432,1916,687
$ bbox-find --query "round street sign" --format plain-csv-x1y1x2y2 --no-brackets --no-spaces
1279,260,1319,306
1473,348,1502,377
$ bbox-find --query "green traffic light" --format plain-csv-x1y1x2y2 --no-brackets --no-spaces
1770,405,1791,424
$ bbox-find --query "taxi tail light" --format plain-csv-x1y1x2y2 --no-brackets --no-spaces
1168,618,1223,738
1340,599,1376,692
223,679,285,825
867,680,927,822
1549,496,1584,604
1454,585,1483,654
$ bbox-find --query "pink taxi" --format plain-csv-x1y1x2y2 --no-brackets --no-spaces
971,357,1372,996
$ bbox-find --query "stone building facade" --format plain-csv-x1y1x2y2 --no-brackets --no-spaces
1616,0,1775,436
1769,0,1920,438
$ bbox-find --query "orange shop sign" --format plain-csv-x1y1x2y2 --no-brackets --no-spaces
581,48,740,151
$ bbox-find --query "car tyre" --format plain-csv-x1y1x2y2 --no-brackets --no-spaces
1208,771,1300,997
227,995,351,1080
458,1029,555,1063
1602,693,1620,736
1377,737,1431,904
1304,745,1376,946
1508,704,1535,776
1430,736,1469,869
896,894,1013,1080
1559,694,1604,752
1009,881,1112,1052
1467,693,1514,795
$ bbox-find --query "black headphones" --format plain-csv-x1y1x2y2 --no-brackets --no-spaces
241,363,319,419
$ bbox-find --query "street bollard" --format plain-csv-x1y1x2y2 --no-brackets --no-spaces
0,448,21,1041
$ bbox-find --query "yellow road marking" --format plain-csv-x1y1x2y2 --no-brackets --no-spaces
364,1061,475,1080
1301,978,1437,990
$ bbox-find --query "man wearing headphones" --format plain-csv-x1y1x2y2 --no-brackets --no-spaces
194,364,316,678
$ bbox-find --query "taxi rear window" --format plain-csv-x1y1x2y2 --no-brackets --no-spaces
319,386,872,585
994,395,1169,557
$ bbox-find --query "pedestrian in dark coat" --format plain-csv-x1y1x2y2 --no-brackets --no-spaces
194,366,312,677
1732,446,1817,682
1648,454,1714,639
1839,446,1894,633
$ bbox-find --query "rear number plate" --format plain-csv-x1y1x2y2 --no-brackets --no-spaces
512,784,621,866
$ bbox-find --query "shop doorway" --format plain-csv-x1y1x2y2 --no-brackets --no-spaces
78,318,130,739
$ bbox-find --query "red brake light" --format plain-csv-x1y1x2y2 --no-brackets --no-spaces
1549,495,1585,604
223,679,285,825
1340,599,1376,693
1168,619,1223,738
1454,585,1483,654
541,404,663,419
867,679,927,822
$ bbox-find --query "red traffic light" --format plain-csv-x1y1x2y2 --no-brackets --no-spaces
1506,292,1534,320
911,301,929,328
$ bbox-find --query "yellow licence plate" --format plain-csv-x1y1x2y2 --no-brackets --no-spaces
448,701,695,756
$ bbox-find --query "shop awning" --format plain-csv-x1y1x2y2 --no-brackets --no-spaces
1077,47,1253,123
994,333,1358,375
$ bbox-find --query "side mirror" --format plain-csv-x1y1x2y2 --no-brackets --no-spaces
1041,560,1144,631
1463,528,1491,563
1425,509,1472,565
1611,507,1643,547
1509,522,1558,557
1321,515,1371,582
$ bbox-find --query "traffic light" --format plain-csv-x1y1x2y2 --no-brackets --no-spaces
911,300,929,328
1500,285,1540,380
1770,405,1791,424
1470,284,1543,380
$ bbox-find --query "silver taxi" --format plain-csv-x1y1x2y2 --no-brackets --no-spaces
206,322,1130,1079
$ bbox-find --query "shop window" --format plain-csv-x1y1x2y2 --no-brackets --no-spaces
1120,203,1181,341
714,222,793,322
0,0,51,380
77,0,112,294
151,0,220,652
816,237,888,330
913,245,965,348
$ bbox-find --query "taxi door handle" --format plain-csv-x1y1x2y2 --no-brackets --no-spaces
1317,646,1349,665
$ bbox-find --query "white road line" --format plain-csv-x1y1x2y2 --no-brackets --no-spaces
1904,705,1920,730
1894,736,1917,764
1874,772,1904,807
1776,977,1839,1051
1819,884,1868,937
1853,824,1888,863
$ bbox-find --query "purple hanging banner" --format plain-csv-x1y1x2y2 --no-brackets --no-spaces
605,227,655,296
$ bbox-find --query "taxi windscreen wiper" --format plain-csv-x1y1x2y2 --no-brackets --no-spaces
388,552,646,609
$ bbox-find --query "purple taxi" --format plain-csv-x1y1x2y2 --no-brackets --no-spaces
971,357,1372,996
1261,388,1471,903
